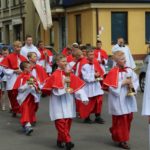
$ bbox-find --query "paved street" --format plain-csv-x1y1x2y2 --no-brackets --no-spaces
0,91,148,150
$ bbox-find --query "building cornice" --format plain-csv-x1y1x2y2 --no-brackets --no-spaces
51,7,65,14
66,3,150,13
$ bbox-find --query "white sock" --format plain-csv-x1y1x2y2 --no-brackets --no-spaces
25,122,31,127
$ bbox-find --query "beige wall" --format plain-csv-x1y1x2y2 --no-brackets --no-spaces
65,7,150,55
99,8,149,55
67,9,97,46
53,21,59,51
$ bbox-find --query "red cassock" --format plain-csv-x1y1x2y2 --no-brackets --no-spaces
72,57,87,78
62,48,68,56
0,53,27,114
39,48,53,64
94,49,108,63
13,73,39,126
76,96,103,119
76,59,105,118
31,64,48,84
103,66,133,142
42,69,86,142
0,53,27,69
55,118,72,142
42,69,85,94
110,113,133,142
66,54,74,63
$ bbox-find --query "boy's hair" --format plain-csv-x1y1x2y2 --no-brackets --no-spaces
86,47,94,55
113,51,125,62
20,61,30,71
13,41,22,47
80,45,87,50
55,54,66,62
72,49,83,57
37,40,43,46
96,40,102,44
27,52,37,59
2,46,9,51
26,35,32,40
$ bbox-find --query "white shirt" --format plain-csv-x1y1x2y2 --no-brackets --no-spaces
81,64,104,98
21,44,41,60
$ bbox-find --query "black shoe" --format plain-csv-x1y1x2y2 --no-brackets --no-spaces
12,112,17,118
41,93,47,97
57,141,65,148
95,117,105,124
9,109,12,113
25,126,33,136
84,118,93,124
65,142,75,150
118,142,130,149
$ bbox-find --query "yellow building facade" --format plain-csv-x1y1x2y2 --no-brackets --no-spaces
50,3,150,59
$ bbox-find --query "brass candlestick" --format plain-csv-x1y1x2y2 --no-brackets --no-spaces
65,71,73,93
127,77,136,96
27,76,41,94
27,76,35,86
95,71,103,81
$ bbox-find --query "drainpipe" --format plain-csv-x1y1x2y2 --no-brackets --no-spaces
96,8,99,37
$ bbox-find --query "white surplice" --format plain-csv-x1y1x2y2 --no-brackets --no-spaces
49,74,88,121
3,58,21,90
21,44,41,60
17,82,40,105
38,55,53,73
108,68,139,115
81,64,104,98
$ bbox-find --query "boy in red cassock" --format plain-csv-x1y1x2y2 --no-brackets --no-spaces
42,54,88,150
13,61,41,135
79,48,105,124
103,51,139,149
94,40,108,74
0,41,27,116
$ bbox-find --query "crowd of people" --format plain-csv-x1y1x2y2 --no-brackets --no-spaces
0,35,149,150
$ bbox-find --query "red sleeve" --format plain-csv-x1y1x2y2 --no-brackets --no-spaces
0,57,10,68
101,50,108,60
42,76,53,95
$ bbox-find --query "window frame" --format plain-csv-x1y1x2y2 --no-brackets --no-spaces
75,14,82,44
111,11,128,45
145,12,150,44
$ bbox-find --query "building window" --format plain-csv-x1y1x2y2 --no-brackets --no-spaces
111,12,128,44
13,0,16,6
146,12,150,43
50,27,54,46
14,0,19,5
76,14,82,44
5,0,9,8
0,28,2,43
